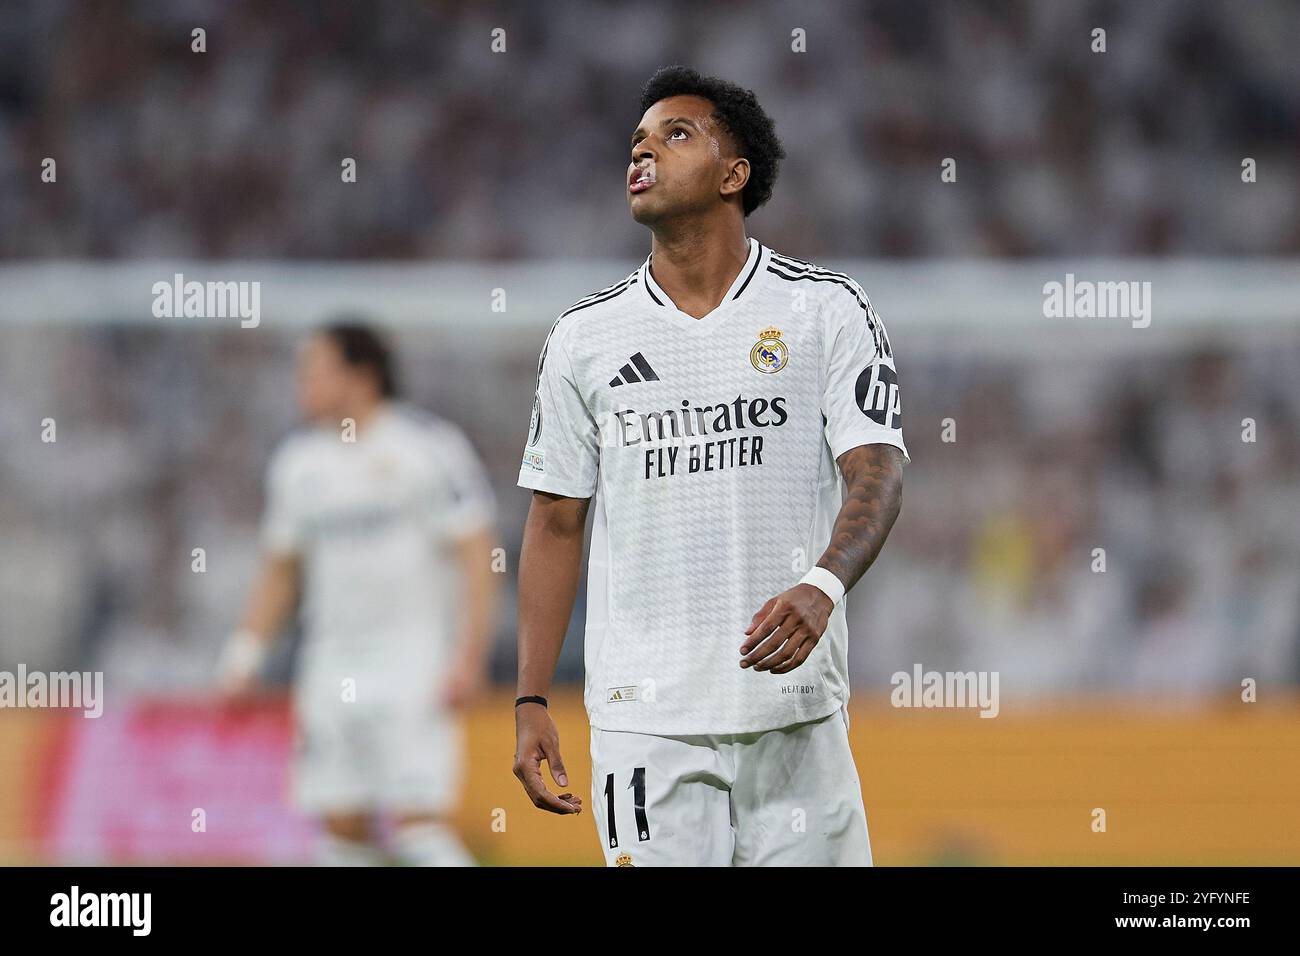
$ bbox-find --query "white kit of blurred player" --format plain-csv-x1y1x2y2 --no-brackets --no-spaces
220,324,498,866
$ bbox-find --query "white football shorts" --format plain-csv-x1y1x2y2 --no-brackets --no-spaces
589,706,871,866
290,678,462,816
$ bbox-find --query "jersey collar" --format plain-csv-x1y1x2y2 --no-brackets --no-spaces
638,237,766,322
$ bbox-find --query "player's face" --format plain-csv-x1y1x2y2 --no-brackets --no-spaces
628,95,739,225
296,334,353,422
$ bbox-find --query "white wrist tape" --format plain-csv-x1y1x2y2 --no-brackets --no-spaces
219,628,268,684
799,567,845,606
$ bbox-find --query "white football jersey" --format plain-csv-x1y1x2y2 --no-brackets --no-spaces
518,238,908,735
263,404,495,692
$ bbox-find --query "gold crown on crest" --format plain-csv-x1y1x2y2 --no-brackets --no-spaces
615,852,634,867
757,326,782,340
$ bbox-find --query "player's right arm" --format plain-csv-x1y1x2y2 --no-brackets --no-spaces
218,441,305,697
512,317,599,814
513,491,588,814
219,552,301,697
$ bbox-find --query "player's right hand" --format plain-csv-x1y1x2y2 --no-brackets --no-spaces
216,629,268,702
513,704,582,814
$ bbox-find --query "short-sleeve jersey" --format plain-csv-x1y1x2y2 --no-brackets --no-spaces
264,404,495,682
518,238,907,735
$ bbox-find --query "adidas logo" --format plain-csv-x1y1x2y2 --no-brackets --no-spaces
608,351,660,387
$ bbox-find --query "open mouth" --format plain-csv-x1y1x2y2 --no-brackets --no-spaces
629,166,655,194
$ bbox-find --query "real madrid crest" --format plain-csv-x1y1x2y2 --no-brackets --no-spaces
615,852,635,867
749,326,788,374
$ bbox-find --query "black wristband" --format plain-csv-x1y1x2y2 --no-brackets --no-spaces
515,695,548,708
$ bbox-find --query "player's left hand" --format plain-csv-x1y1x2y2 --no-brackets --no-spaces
740,584,834,674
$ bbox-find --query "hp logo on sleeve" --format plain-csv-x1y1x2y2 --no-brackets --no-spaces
854,364,902,429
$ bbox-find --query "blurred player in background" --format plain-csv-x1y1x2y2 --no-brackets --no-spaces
513,67,906,865
219,322,498,866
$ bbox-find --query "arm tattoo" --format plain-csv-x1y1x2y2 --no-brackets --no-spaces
818,444,904,593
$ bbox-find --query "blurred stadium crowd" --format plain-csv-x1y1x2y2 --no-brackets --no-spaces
0,0,1296,260
2,326,1297,696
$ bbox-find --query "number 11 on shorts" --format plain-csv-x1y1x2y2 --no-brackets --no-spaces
603,768,650,847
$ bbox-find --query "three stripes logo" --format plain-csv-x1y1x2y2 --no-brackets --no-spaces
608,351,661,388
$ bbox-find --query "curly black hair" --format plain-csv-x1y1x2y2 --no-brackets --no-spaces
638,65,785,217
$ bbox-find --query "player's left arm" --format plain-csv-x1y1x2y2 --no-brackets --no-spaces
740,444,903,673
443,522,501,709
435,427,501,709
741,283,907,674
814,443,905,595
